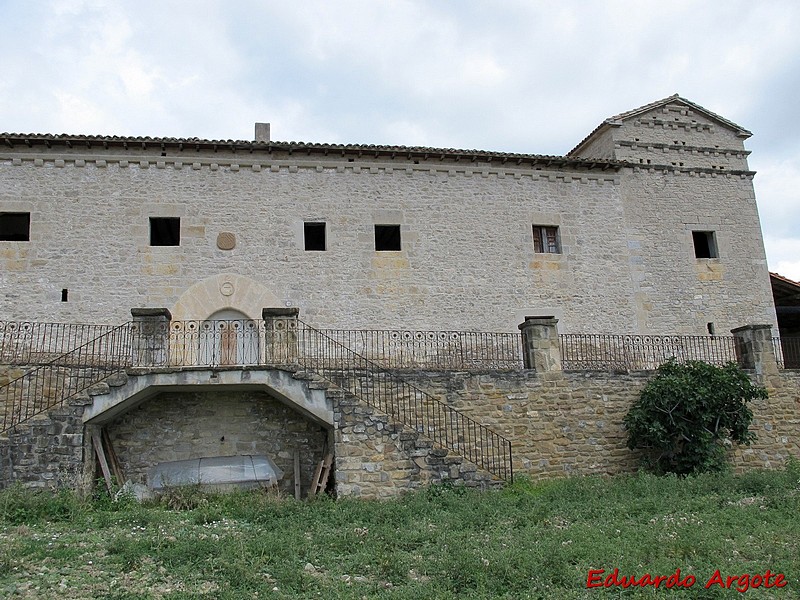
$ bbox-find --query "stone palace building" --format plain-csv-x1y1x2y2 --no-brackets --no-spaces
0,94,777,335
1,95,793,499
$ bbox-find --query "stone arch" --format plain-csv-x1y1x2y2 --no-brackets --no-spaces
171,274,283,322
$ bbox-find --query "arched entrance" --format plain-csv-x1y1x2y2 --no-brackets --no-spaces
201,309,260,366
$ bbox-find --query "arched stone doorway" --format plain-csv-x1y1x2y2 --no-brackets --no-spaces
202,308,260,366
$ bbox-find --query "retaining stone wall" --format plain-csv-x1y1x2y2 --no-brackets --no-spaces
2,365,798,494
332,389,498,499
398,369,800,478
0,366,90,490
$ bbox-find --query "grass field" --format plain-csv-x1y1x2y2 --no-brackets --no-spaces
1,465,798,599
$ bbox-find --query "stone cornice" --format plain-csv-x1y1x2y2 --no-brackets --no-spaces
0,133,622,172
615,140,750,158
0,153,622,184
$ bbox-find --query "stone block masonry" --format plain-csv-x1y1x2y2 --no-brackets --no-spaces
396,368,800,478
106,390,327,498
1,364,798,495
0,95,777,338
332,388,500,499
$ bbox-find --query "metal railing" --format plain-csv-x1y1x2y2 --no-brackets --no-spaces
773,337,800,369
560,334,739,371
122,320,524,371
293,322,513,481
1,323,133,434
309,329,523,370
128,319,265,367
0,319,514,481
0,321,118,365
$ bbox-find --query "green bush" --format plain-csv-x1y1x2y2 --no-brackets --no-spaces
624,360,767,475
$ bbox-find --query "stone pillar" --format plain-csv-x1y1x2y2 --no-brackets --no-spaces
731,324,778,377
130,308,171,367
518,318,562,373
263,308,299,365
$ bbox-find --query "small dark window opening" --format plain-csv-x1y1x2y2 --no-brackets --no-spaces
375,224,401,251
692,230,717,258
532,225,560,254
707,322,715,335
61,289,68,302
304,222,326,251
0,212,31,241
150,217,180,246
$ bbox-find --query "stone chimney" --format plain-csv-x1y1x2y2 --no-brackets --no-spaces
254,122,270,143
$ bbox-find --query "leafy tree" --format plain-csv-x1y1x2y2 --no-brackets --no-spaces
624,360,767,475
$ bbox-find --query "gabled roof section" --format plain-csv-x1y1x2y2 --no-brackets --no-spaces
568,94,753,157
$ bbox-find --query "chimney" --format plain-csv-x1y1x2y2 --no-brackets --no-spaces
254,122,270,143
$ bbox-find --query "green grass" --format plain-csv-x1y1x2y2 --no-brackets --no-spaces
1,465,799,599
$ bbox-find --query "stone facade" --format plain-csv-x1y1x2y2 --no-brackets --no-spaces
0,95,777,336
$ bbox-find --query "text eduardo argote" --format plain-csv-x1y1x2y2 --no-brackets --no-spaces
586,568,787,592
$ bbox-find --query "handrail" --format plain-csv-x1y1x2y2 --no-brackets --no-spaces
559,333,739,371
0,321,119,365
292,321,513,482
773,336,800,369
0,322,133,434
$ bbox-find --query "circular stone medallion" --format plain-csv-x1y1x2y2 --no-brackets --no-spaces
217,232,236,250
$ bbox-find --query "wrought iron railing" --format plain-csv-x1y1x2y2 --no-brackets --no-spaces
122,319,524,371
1,323,133,434
292,322,513,481
128,319,265,367
1,319,514,481
559,334,739,371
0,321,118,365
773,337,800,369
307,329,523,370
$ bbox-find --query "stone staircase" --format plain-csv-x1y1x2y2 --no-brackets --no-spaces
291,370,502,498
0,370,130,489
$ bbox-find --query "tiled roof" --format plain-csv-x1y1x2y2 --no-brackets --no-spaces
1,132,624,170
568,94,752,157
770,271,800,287
770,272,800,304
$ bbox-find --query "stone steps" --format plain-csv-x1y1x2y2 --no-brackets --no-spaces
327,383,503,494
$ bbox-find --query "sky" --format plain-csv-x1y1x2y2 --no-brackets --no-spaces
1,0,798,280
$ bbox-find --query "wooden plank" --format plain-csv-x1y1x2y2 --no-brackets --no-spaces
294,451,301,500
309,457,324,497
316,453,333,495
101,428,125,485
92,431,113,494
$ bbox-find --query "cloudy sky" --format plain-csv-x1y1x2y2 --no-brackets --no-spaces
1,0,798,280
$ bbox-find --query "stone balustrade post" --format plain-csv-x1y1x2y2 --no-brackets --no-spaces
731,324,778,377
263,308,300,365
518,317,562,373
130,308,171,367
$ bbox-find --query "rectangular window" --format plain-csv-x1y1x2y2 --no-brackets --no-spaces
532,225,560,254
304,222,327,251
150,217,180,246
375,224,401,251
692,230,718,258
0,212,31,241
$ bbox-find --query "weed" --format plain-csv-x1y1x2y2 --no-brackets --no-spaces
0,470,798,597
